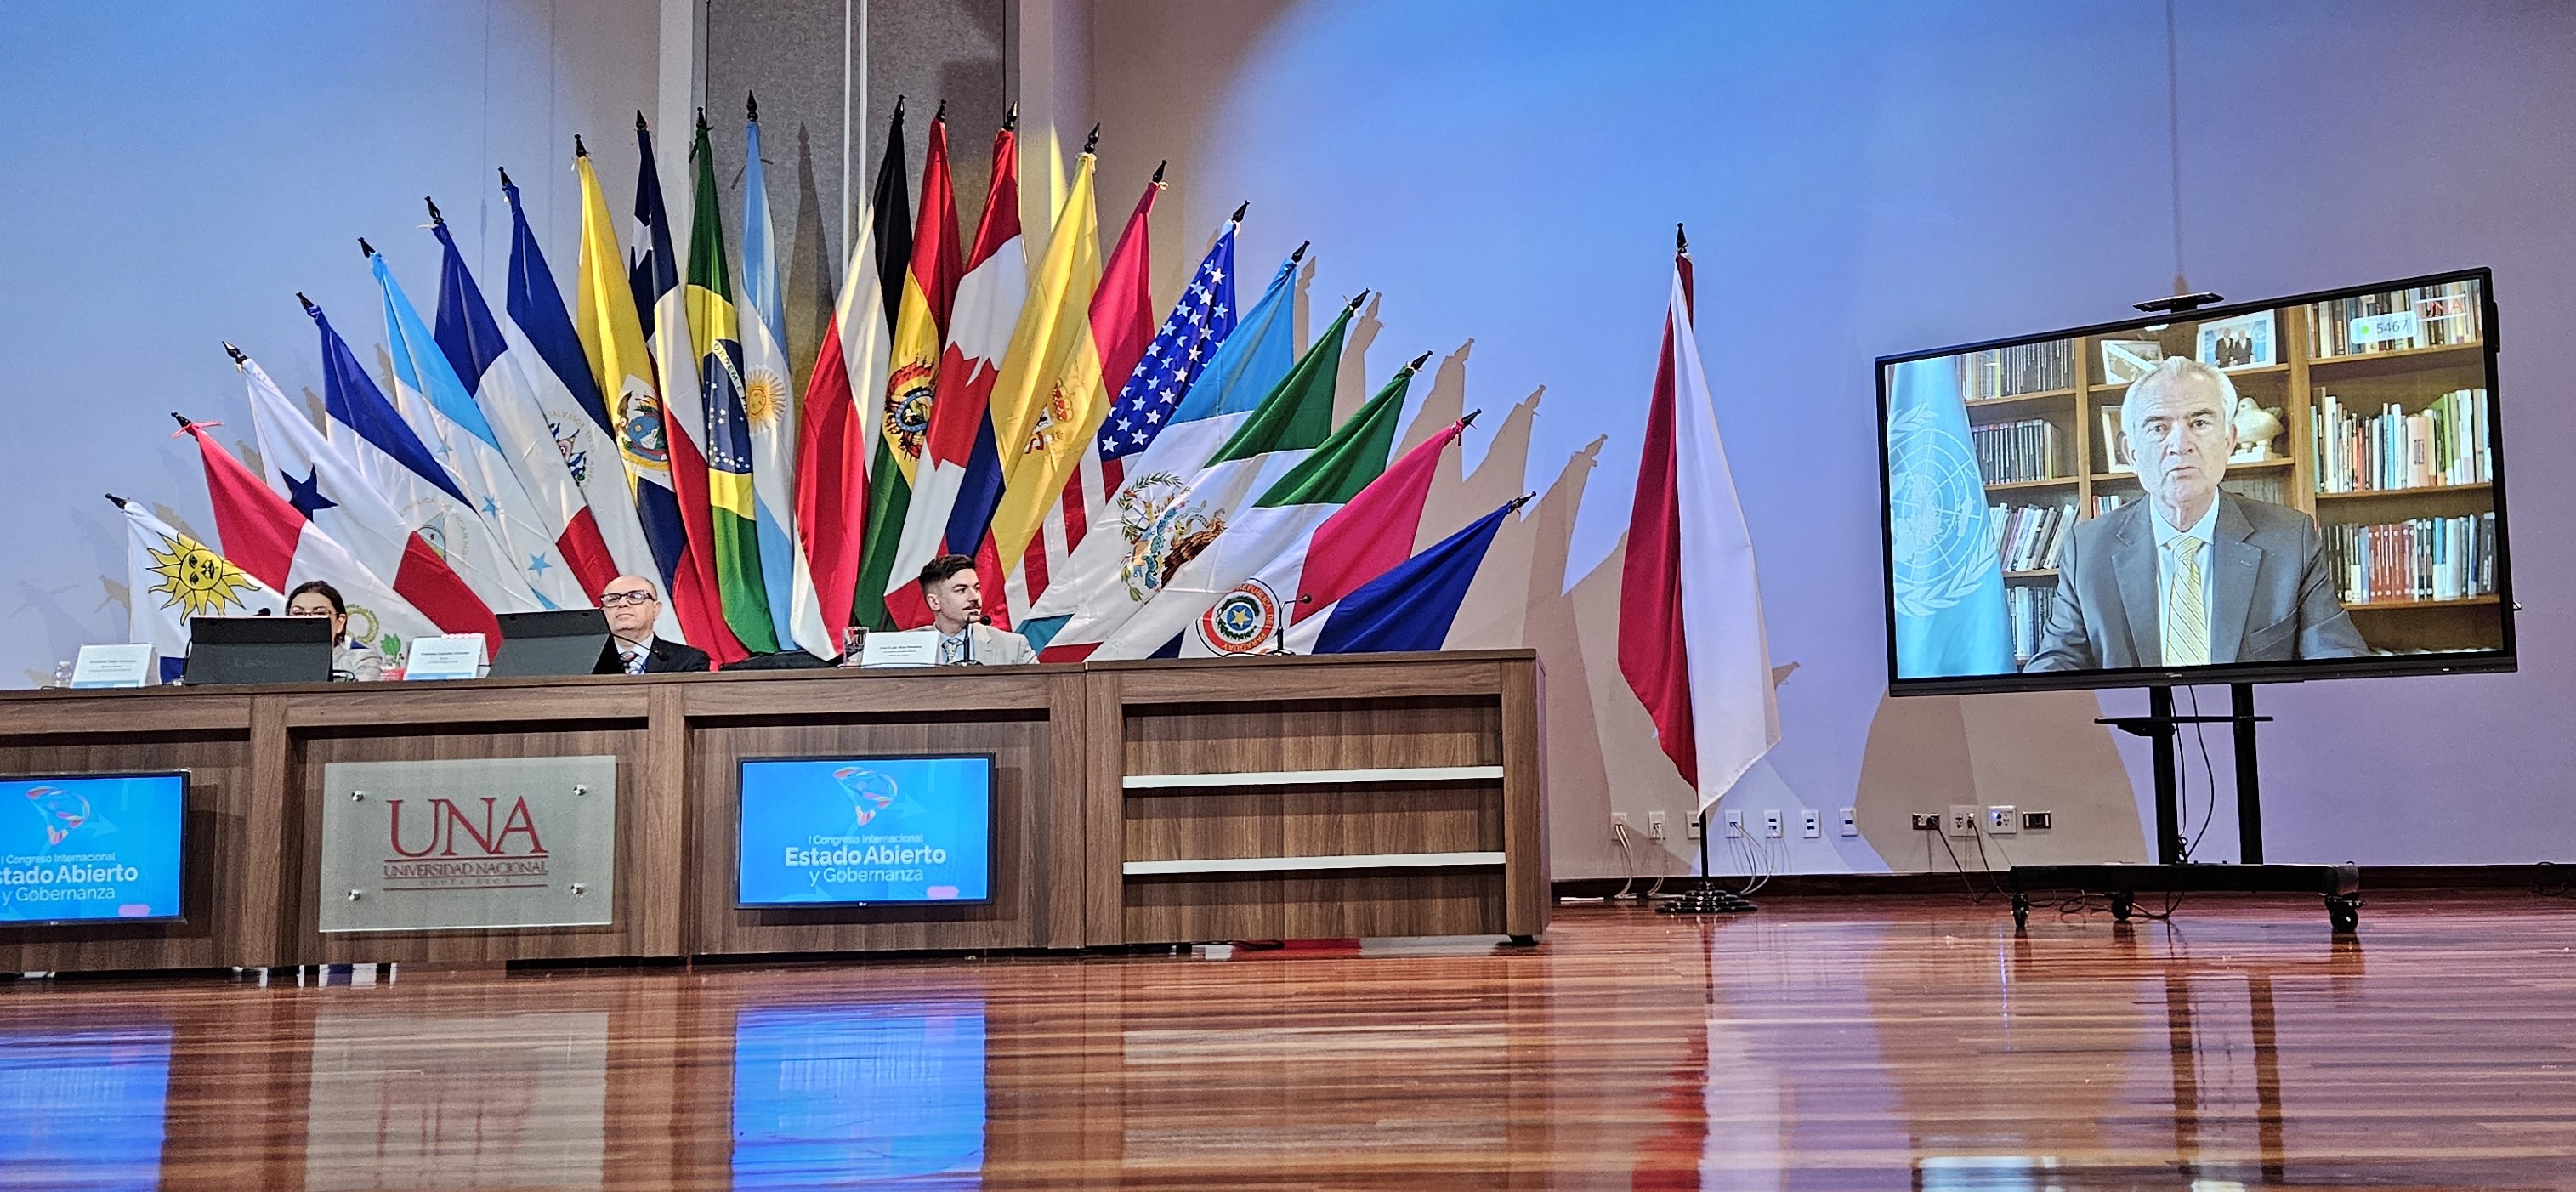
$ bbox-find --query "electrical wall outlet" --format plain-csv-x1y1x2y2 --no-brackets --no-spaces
1839,808,1859,837
1944,804,1981,838
2023,810,2055,831
1724,809,1745,838
1648,810,1669,840
1687,815,1703,839
1611,812,1631,840
1986,805,2018,835
1911,813,1941,831
1762,809,1784,838
1800,809,1822,839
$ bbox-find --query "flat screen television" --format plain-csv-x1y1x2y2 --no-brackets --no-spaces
1877,268,2511,695
0,772,189,924
735,755,995,907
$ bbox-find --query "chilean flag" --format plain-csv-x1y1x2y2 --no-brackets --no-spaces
231,350,499,641
1617,241,1777,810
179,420,462,645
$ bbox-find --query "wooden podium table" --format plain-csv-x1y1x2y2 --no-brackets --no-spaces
0,651,1545,973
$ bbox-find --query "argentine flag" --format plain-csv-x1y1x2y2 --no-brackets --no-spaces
1885,357,2012,677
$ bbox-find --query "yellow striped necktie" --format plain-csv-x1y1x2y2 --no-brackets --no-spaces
2165,538,2210,667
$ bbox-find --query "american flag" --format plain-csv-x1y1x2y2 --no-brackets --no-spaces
1094,219,1240,496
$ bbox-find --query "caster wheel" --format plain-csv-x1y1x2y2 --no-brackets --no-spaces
2325,895,2361,934
2110,892,2135,922
2010,893,2030,929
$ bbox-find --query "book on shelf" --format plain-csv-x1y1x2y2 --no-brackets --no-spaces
2308,280,2483,358
1972,417,2062,484
1988,502,2075,572
2312,389,2489,492
2089,492,2130,518
2325,513,2496,605
2006,586,2046,666
1960,339,2073,400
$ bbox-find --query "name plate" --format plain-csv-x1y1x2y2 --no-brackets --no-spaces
71,644,155,689
860,629,941,669
319,756,618,933
2351,310,2420,344
402,633,487,681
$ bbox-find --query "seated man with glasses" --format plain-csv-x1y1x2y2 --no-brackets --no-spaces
599,576,711,674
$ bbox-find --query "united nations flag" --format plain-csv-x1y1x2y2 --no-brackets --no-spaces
1885,358,2012,678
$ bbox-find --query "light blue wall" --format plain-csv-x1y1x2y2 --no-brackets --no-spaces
0,0,659,685
1098,0,2576,869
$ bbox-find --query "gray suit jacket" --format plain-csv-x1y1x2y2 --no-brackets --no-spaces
947,622,1038,667
2023,494,2368,672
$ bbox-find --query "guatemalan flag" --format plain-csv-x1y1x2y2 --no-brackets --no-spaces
178,421,445,651
1616,243,1779,811
233,348,499,642
1885,355,2012,678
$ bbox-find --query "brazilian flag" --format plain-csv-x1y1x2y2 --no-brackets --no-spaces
685,112,779,653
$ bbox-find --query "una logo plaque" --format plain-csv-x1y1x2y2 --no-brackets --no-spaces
319,756,618,933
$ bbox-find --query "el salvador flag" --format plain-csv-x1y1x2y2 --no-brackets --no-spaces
1885,357,2012,677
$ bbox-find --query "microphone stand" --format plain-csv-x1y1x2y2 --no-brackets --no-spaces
1259,594,1315,656
953,612,984,667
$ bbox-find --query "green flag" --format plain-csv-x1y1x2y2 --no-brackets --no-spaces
686,113,780,653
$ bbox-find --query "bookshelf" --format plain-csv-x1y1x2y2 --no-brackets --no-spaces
1960,278,2499,662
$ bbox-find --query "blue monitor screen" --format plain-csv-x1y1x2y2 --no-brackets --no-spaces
730,1002,987,1189
0,774,186,924
736,756,994,907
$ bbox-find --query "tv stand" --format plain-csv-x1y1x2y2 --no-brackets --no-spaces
2007,683,2363,931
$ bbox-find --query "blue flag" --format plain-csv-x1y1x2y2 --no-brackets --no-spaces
1311,497,1520,655
1097,220,1239,466
1885,357,2011,677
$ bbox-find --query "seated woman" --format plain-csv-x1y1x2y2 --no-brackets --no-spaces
285,581,384,682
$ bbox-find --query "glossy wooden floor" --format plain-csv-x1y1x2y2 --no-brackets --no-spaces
3,893,2573,1189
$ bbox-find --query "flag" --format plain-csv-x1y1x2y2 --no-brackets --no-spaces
686,112,779,654
1179,409,1464,656
792,181,894,652
571,139,689,643
882,113,1026,630
1036,293,1354,661
854,106,963,631
1618,247,1779,810
632,113,742,661
993,164,1156,621
115,496,286,683
178,422,445,652
501,167,660,593
969,146,1099,622
1097,213,1240,497
304,296,540,614
1299,495,1527,655
232,347,498,641
1019,241,1301,647
1094,352,1417,660
870,98,912,336
739,96,832,656
371,247,590,611
1887,354,2013,678
426,212,621,601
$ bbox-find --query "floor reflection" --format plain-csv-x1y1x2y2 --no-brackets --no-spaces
729,1002,987,1190
0,1022,169,1192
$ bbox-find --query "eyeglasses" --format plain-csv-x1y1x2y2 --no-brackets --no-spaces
599,591,658,608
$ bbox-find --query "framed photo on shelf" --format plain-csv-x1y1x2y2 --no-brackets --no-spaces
2197,311,2275,371
2098,338,2164,387
2097,407,2136,474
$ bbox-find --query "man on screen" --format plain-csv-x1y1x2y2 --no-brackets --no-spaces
919,554,1037,666
2025,357,2366,672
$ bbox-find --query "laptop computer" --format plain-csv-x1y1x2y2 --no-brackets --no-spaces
184,615,332,685
488,609,621,678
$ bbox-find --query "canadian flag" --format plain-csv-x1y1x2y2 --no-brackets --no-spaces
179,418,479,645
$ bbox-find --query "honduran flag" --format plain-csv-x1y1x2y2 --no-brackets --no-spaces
1293,494,1528,655
882,113,1024,631
1617,241,1778,810
115,495,285,683
1178,407,1466,657
428,204,621,600
178,420,448,651
232,347,497,642
304,296,541,615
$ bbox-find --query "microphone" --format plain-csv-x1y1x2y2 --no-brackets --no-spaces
1261,594,1316,656
956,610,984,666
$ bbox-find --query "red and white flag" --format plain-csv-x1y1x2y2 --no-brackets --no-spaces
179,420,458,646
1617,246,1777,811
